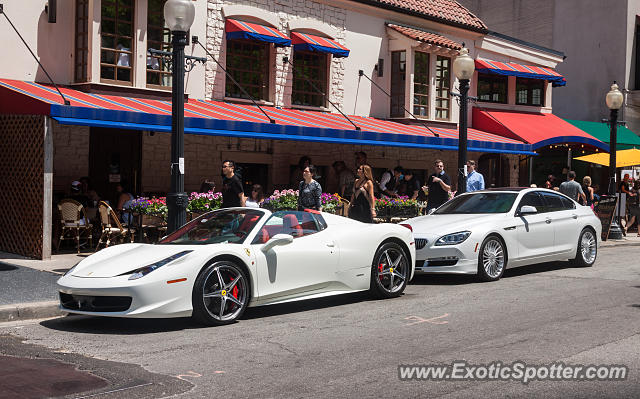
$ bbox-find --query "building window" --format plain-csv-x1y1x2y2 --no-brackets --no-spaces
225,39,269,101
292,51,327,107
516,77,545,106
100,0,134,84
74,0,89,83
413,51,429,117
146,0,172,88
635,24,640,89
390,51,406,118
477,73,507,103
435,56,451,120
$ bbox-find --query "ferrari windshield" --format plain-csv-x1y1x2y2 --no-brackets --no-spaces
434,192,518,214
158,209,264,245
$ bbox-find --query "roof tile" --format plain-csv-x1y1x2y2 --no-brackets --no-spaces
387,24,462,50
366,0,486,31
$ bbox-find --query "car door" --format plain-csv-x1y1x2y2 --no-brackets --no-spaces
540,191,579,255
514,191,555,261
250,211,337,302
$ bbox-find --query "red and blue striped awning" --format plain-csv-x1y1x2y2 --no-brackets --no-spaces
291,32,350,58
0,79,534,155
475,59,566,87
225,19,291,47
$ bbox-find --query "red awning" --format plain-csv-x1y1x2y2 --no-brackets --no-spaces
225,19,291,47
290,32,350,58
475,59,566,87
0,79,535,154
472,108,607,151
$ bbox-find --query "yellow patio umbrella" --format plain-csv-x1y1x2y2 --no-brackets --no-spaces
574,148,640,168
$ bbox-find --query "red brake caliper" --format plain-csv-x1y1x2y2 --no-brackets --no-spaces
379,263,384,281
231,276,239,299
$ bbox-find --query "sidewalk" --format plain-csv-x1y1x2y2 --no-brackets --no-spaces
1,235,640,322
0,251,88,322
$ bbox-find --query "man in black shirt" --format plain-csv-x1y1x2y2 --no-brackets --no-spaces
221,160,245,208
425,159,451,212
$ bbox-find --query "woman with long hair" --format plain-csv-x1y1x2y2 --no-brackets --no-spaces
348,164,376,223
246,184,265,208
297,165,322,211
581,176,595,207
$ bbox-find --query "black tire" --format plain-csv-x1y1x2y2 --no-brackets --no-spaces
370,242,409,299
192,260,250,326
570,228,597,267
477,235,507,282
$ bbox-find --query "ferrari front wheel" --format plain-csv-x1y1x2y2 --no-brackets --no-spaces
370,242,409,299
192,260,249,326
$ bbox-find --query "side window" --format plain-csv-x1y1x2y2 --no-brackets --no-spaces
252,211,322,244
540,192,566,212
559,196,576,210
517,192,545,213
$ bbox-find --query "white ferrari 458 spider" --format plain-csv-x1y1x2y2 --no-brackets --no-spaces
403,188,601,281
57,208,415,325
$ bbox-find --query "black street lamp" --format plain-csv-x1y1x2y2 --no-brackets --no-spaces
164,0,195,233
605,82,624,239
452,47,475,194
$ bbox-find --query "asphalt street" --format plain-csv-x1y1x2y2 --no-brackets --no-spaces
0,263,59,304
1,245,639,398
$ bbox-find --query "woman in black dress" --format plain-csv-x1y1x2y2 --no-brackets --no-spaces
348,164,376,223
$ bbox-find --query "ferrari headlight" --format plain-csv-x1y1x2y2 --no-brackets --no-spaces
64,262,81,276
126,250,193,280
435,231,471,246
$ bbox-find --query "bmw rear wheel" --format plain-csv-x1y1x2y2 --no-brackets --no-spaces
370,242,409,298
571,228,597,267
192,261,249,326
477,235,507,282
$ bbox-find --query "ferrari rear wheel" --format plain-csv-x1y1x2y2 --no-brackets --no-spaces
192,260,249,326
370,242,409,299
477,235,506,282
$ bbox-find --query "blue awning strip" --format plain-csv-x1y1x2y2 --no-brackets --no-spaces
49,104,536,155
226,31,291,47
292,43,350,58
476,68,567,87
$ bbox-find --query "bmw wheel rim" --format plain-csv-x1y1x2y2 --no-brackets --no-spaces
202,264,247,321
580,230,597,264
482,239,505,278
376,248,407,293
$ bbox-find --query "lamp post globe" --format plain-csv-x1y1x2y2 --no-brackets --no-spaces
453,47,475,194
605,82,624,239
165,0,195,233
164,0,195,32
453,47,475,81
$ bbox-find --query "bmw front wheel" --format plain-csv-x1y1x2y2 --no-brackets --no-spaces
192,261,250,326
477,235,507,282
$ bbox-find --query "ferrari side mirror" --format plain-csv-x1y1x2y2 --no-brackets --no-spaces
262,233,294,252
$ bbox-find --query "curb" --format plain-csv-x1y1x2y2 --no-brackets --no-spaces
0,301,65,322
601,240,640,248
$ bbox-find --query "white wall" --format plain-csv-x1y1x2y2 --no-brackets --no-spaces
1,0,74,83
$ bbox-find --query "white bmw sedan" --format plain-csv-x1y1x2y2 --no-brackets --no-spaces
403,188,601,281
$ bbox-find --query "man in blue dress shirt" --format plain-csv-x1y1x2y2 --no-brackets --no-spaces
466,160,485,192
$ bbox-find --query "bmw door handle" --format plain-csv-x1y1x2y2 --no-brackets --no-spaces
545,218,552,224
326,241,335,247
572,214,578,219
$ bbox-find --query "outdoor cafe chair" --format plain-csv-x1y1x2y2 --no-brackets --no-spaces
96,201,135,250
57,199,93,254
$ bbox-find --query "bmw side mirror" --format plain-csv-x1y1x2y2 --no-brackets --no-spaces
518,205,538,216
262,233,294,252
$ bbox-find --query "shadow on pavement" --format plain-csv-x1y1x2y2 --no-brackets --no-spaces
0,264,19,271
242,291,370,320
40,314,204,334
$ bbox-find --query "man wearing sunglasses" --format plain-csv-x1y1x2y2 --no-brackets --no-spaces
424,159,451,213
221,160,246,208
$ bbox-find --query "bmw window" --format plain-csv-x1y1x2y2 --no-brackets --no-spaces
434,192,518,214
517,192,546,213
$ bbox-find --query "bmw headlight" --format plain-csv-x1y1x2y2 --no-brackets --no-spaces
435,231,471,246
125,250,193,280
